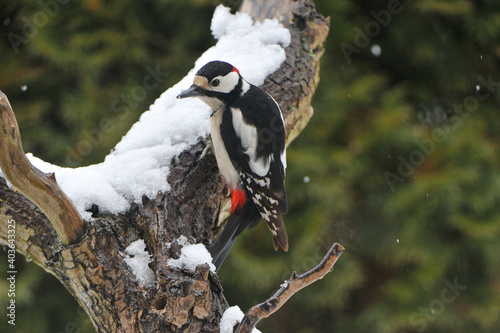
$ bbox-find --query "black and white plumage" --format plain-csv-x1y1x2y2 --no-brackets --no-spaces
177,60,288,270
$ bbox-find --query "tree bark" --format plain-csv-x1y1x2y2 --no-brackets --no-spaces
0,0,330,332
0,91,86,245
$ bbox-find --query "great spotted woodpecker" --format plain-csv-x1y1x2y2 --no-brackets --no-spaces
177,60,288,270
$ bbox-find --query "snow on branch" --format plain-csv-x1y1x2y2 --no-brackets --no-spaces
234,243,345,333
0,91,85,244
0,5,291,221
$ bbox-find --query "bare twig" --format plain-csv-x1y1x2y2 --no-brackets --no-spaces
234,243,345,333
0,90,85,244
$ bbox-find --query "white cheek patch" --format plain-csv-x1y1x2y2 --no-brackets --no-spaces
231,108,272,177
211,71,240,94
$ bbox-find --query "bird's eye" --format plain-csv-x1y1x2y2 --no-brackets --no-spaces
211,79,220,87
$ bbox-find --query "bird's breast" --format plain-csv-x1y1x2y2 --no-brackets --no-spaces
210,108,240,188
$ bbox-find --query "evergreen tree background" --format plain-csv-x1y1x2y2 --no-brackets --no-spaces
0,0,499,332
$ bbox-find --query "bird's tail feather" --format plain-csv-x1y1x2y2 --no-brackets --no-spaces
266,214,288,251
210,200,261,271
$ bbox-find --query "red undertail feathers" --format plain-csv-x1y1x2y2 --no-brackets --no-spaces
231,187,246,214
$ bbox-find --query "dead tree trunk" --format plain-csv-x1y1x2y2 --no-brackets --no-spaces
0,0,332,332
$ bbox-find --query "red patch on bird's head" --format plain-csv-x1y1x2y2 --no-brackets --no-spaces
232,66,240,74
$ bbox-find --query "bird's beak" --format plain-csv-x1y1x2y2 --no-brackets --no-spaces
177,85,203,99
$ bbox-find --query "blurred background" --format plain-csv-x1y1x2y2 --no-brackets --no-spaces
0,0,499,332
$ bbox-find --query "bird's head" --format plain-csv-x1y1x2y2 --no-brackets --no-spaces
177,61,243,109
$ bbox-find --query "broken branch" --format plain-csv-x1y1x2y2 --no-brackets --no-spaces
0,90,85,244
234,243,345,333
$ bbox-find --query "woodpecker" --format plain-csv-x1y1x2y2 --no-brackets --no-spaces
177,60,288,270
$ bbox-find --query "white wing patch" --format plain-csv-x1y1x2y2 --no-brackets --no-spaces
281,149,287,173
240,79,251,96
231,108,272,177
267,92,287,173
